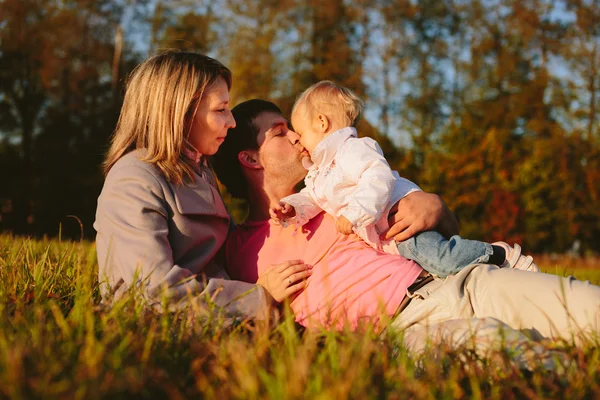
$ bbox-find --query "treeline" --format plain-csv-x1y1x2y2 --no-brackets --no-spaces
1,0,598,253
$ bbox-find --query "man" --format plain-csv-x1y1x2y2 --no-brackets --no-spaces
212,99,600,367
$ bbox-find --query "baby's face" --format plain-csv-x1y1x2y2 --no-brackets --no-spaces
290,105,327,155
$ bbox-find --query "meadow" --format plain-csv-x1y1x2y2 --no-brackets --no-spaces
1,234,600,400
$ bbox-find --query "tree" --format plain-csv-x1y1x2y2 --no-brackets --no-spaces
0,0,140,236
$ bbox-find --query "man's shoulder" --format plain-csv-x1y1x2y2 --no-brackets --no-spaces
225,221,270,265
227,221,266,245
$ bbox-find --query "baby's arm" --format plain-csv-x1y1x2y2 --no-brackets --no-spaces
269,202,296,225
337,138,396,230
278,188,324,226
335,215,354,234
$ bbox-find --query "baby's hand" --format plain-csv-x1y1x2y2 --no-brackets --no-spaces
269,202,296,225
336,215,354,235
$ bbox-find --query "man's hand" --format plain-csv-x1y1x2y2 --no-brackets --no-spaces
257,260,313,302
336,215,354,235
383,191,459,242
269,202,296,225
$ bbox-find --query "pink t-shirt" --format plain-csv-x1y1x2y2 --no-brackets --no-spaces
226,212,423,330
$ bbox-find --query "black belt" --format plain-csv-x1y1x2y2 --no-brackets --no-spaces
394,273,435,317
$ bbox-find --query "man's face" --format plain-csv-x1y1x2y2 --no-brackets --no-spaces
254,111,308,186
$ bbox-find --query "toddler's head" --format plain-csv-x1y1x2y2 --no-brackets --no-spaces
291,81,363,154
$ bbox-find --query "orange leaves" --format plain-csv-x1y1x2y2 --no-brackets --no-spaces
483,189,524,245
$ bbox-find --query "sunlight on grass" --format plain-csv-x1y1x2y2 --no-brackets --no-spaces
1,234,599,399
537,254,600,284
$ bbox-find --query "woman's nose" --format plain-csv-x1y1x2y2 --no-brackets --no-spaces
228,111,236,129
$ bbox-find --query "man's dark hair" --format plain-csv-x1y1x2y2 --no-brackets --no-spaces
211,99,282,199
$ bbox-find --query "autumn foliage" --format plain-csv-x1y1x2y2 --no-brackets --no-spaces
0,0,598,254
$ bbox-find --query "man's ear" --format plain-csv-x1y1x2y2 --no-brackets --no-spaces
238,150,262,170
316,113,330,133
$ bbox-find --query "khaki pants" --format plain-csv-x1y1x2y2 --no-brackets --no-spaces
391,264,600,368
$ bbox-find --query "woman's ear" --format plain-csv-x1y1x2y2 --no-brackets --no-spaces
316,114,330,133
238,150,262,170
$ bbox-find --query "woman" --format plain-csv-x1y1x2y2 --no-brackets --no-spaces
94,51,312,317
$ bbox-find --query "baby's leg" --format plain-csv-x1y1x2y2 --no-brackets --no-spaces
397,231,492,277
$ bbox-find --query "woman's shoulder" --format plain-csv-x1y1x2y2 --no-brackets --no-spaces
108,149,164,182
111,148,153,169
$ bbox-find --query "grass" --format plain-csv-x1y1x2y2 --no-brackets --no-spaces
536,253,600,282
1,234,600,399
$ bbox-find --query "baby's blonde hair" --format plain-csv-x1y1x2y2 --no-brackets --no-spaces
292,80,364,127
104,50,232,184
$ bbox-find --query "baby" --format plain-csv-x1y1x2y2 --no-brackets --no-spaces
270,80,539,277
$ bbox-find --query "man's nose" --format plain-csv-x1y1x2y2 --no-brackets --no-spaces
287,130,300,145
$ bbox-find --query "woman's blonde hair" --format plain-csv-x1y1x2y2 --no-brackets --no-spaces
104,50,232,184
292,80,364,127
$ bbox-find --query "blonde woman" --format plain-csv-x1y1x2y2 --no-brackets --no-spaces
94,51,312,317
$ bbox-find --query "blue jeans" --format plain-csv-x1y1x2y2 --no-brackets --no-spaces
397,231,492,278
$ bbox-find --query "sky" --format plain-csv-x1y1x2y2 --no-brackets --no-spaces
1,0,586,147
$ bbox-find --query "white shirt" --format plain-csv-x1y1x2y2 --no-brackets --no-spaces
280,127,421,252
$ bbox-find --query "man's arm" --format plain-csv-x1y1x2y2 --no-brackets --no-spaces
383,191,459,242
435,197,460,239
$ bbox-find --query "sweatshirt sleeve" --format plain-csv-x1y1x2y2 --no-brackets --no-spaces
336,138,396,229
280,187,324,226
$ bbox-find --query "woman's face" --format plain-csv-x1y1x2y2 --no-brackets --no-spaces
188,77,236,156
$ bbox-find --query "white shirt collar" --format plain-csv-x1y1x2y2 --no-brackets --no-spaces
307,127,357,169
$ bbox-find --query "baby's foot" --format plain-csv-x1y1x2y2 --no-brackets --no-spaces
493,242,540,272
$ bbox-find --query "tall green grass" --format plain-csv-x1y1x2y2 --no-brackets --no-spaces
1,234,599,399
